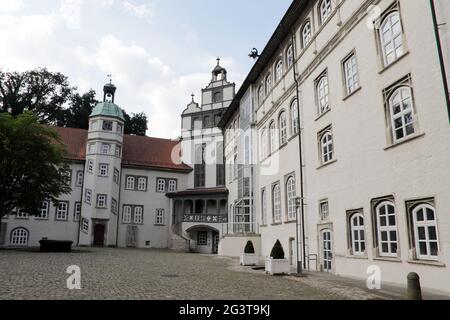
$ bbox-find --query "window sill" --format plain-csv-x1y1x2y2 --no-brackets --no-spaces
315,109,331,122
154,224,166,227
346,255,369,260
279,142,288,150
378,51,410,75
316,159,338,170
35,218,49,221
284,220,297,225
271,223,283,226
342,86,362,101
384,133,426,151
260,224,268,228
407,260,446,268
288,132,300,143
55,219,68,222
373,257,402,263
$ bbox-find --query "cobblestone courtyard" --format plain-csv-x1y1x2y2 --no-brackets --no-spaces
0,248,411,300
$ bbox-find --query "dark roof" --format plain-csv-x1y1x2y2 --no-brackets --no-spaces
218,0,309,129
53,126,192,173
166,187,229,198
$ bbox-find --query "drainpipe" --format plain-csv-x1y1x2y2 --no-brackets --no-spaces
115,166,123,248
291,30,307,273
430,0,450,123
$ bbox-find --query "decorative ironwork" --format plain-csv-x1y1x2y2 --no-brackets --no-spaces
183,214,228,224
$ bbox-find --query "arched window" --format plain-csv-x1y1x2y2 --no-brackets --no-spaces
261,128,267,160
265,73,272,95
269,121,277,154
261,189,267,225
350,213,366,256
213,91,222,103
279,111,287,145
286,45,294,69
290,99,299,135
388,86,415,143
258,85,264,105
286,177,297,220
376,201,398,257
320,131,334,164
275,59,283,82
412,204,439,260
319,0,333,25
272,184,281,223
301,21,312,48
380,11,404,66
10,228,29,246
317,75,330,115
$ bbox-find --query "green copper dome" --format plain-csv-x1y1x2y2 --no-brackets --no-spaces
90,101,125,121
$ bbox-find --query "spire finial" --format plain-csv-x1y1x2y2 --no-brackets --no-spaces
107,74,113,84
191,93,195,102
216,57,220,66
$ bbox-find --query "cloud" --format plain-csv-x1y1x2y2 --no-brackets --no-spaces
122,1,154,22
0,0,25,13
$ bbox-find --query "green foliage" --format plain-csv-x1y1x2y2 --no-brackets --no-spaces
62,90,98,129
122,110,148,136
270,240,285,259
0,112,71,220
244,241,255,254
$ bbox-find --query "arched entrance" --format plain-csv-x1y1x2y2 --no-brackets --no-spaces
185,225,220,254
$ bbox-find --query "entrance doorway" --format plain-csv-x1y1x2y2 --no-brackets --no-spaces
321,229,333,272
93,224,105,247
289,238,295,266
212,232,219,254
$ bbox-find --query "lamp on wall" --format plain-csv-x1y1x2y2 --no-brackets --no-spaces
248,48,260,60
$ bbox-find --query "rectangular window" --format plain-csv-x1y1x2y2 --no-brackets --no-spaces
168,179,177,193
111,198,118,214
99,164,109,177
320,200,329,220
85,189,92,205
115,145,121,157
101,144,110,155
56,202,69,221
126,176,135,190
155,209,165,225
156,178,166,193
15,210,29,219
113,168,120,184
198,231,208,246
134,206,144,224
76,171,84,187
97,194,107,208
343,53,359,95
81,218,89,233
88,160,94,173
89,143,95,154
103,120,113,131
194,144,206,188
117,123,123,134
122,205,132,224
37,201,49,220
216,142,225,186
74,202,81,221
137,177,147,191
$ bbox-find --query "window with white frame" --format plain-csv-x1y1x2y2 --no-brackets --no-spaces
319,129,334,165
379,11,404,67
375,201,398,257
117,123,123,134
101,143,110,155
233,154,238,180
261,128,268,160
388,85,416,143
258,85,264,105
286,176,297,221
97,194,107,208
99,164,109,177
10,228,29,246
56,202,69,221
134,206,143,224
81,218,89,233
137,177,147,191
37,201,49,219
411,203,440,260
272,183,281,223
89,143,95,154
275,59,283,82
74,202,81,221
286,45,294,69
122,205,132,224
316,74,330,115
291,100,299,135
319,0,333,24
265,73,272,96
115,145,121,158
88,160,94,173
198,232,208,246
301,21,312,48
157,178,166,192
16,210,29,219
343,53,359,95
126,176,135,190
168,180,177,192
349,212,366,256
269,121,278,154
113,168,120,184
85,188,92,205
76,171,84,187
320,200,329,220
111,198,117,214
279,111,287,145
155,209,165,225
103,120,113,131
261,189,267,225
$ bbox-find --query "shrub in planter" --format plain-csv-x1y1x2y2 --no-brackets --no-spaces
240,240,259,266
244,241,255,254
266,240,290,275
270,240,285,259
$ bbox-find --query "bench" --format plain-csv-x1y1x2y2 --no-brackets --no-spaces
39,240,73,253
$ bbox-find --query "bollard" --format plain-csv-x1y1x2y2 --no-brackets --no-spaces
407,272,422,300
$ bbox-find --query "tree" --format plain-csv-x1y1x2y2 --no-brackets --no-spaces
0,68,74,123
122,110,148,136
0,112,72,223
270,240,285,259
63,90,98,129
244,241,256,254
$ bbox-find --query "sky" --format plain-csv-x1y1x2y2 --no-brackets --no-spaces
0,0,292,138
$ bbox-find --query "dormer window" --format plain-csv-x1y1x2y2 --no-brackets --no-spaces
103,120,113,131
213,91,223,103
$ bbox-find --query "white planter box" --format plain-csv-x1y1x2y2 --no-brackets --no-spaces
240,253,259,266
265,258,290,275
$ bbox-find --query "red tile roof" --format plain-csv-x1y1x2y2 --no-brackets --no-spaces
53,127,192,173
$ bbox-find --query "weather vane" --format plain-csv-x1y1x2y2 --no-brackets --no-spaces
107,74,113,84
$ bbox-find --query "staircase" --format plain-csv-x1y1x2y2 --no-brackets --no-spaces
169,222,190,252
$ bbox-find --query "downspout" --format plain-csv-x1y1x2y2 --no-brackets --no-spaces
77,163,85,246
430,0,450,123
291,30,307,273
115,166,123,248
